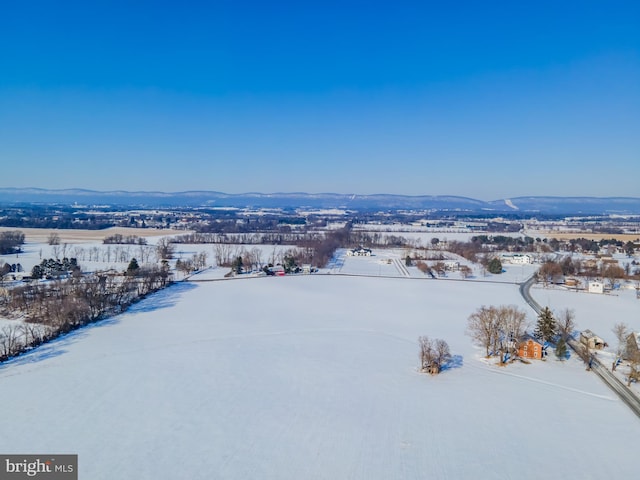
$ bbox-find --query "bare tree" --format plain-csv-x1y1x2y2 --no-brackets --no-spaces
418,336,434,371
556,308,575,341
156,238,175,260
496,305,527,364
433,261,447,277
612,322,629,371
467,306,500,357
47,232,61,245
603,263,625,288
433,339,452,373
459,265,472,279
214,244,235,267
0,324,21,359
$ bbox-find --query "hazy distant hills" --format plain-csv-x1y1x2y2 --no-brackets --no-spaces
1,188,640,215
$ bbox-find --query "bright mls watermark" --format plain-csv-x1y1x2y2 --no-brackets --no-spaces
0,455,77,480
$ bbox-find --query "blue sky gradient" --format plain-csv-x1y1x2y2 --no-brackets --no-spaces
1,1,638,199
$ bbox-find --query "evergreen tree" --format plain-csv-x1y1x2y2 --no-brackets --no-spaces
555,337,567,360
283,255,297,273
31,264,44,279
127,258,140,275
231,256,243,274
534,306,556,343
487,257,502,274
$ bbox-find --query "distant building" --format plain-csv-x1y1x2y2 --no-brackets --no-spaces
444,260,459,271
588,281,604,294
347,247,372,257
500,253,533,265
580,329,606,350
564,277,581,289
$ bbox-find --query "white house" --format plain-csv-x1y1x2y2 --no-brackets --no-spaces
588,281,604,294
511,254,533,265
347,247,372,257
500,253,533,265
444,260,460,271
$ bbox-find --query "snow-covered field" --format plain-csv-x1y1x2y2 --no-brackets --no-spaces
0,275,638,479
328,247,539,283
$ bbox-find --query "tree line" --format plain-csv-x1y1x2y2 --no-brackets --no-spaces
0,231,25,255
537,257,638,285
0,263,172,362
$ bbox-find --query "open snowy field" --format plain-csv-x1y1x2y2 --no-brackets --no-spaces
0,275,637,479
328,247,539,283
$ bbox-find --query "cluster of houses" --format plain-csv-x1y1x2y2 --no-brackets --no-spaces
518,328,640,362
516,329,610,361
563,278,610,294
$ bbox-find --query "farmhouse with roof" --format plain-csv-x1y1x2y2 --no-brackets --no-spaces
580,329,606,350
518,337,545,360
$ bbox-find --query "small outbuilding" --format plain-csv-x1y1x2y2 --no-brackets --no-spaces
580,329,606,350
588,281,604,294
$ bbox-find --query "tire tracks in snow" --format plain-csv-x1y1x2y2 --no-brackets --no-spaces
466,360,615,401
0,328,417,380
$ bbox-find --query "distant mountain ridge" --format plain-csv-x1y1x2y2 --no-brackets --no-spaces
1,188,639,215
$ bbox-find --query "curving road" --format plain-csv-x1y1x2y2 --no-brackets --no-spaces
519,274,640,419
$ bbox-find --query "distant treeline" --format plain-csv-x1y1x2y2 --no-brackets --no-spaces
103,234,148,245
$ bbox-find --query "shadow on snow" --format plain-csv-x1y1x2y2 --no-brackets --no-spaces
0,282,198,371
441,354,464,372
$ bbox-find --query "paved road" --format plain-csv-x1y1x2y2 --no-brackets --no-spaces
519,274,640,419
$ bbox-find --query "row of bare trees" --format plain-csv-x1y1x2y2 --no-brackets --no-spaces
171,231,315,246
50,243,159,264
210,225,350,270
0,265,172,362
103,234,148,245
175,252,209,276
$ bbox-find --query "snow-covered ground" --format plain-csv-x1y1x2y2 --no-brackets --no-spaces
327,247,538,283
0,275,638,479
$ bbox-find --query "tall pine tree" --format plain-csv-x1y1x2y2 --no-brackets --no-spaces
534,306,556,343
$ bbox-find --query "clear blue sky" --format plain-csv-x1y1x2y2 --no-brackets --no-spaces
1,1,638,199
